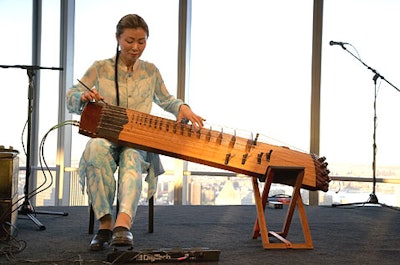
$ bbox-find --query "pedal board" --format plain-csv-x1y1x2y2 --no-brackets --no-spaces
107,247,221,263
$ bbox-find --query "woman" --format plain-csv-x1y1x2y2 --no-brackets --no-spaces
66,14,204,251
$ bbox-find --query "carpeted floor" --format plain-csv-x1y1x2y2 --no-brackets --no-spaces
1,204,399,264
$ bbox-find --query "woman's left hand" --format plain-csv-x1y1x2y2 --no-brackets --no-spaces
177,104,205,129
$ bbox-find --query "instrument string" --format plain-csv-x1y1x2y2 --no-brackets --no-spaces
102,105,256,151
102,104,305,152
97,104,307,168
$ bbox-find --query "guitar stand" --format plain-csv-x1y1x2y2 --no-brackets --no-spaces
252,166,313,249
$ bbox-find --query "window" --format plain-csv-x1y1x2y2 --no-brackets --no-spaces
0,0,33,161
187,0,314,205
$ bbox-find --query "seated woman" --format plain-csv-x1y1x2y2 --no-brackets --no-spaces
66,14,204,251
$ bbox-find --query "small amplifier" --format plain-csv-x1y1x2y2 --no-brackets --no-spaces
0,146,19,240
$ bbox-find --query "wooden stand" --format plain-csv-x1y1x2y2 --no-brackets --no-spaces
252,166,313,249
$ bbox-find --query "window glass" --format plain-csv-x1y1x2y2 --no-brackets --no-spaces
0,0,33,203
0,0,61,206
185,0,313,205
189,0,313,158
35,0,61,205
0,0,33,161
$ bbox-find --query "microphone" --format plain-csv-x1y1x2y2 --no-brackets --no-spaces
329,40,348,46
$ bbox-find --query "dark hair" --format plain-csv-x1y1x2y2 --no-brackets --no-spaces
116,14,149,38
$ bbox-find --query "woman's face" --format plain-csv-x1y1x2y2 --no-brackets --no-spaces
117,27,147,64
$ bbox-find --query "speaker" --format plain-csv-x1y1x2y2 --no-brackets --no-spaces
0,146,19,240
0,199,18,240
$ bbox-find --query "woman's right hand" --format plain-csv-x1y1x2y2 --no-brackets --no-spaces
81,88,104,102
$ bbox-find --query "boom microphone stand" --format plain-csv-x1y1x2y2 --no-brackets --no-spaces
0,64,68,230
328,41,400,208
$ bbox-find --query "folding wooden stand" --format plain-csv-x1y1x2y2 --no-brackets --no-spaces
252,166,313,249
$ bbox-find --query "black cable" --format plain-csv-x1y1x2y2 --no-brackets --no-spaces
0,120,80,222
20,120,28,158
1,120,80,259
0,222,27,260
26,120,80,208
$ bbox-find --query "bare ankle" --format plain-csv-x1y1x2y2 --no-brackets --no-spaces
114,212,131,230
98,214,113,230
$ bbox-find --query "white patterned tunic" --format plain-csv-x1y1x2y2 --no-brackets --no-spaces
67,56,184,221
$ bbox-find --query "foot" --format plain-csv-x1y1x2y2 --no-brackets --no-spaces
110,226,133,247
89,229,113,251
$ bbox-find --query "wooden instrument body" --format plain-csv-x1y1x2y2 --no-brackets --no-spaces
78,102,324,190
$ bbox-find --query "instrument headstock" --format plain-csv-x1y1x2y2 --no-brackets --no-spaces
310,154,331,192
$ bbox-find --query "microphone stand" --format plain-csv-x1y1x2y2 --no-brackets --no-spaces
329,44,400,208
0,64,68,230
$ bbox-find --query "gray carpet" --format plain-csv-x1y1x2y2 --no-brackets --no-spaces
1,204,399,264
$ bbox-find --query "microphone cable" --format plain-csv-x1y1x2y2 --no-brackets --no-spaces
1,120,80,223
